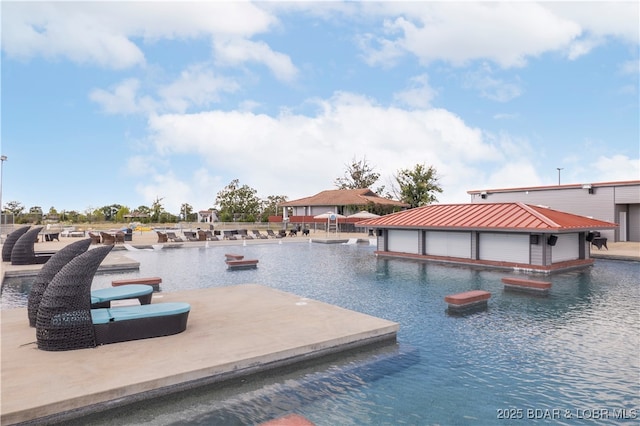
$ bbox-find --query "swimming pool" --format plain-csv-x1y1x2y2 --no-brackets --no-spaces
2,243,639,425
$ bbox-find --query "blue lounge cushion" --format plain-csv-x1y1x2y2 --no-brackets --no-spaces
91,302,191,324
90,284,153,305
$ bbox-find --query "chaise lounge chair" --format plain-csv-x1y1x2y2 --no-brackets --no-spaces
183,231,198,242
266,229,283,239
252,230,268,239
2,226,30,261
88,232,102,244
27,239,155,326
223,230,239,240
36,246,190,351
237,229,253,239
10,227,54,265
166,231,183,242
100,232,116,245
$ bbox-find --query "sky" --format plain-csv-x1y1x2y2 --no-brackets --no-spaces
1,1,638,216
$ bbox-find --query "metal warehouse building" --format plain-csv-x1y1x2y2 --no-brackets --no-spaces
467,180,640,242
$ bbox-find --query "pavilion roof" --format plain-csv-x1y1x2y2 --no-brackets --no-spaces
356,202,618,232
280,189,409,208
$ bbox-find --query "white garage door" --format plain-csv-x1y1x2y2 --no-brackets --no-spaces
552,233,579,263
388,230,420,254
479,233,529,263
425,231,471,258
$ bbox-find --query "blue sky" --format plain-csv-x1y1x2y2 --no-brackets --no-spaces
1,1,638,215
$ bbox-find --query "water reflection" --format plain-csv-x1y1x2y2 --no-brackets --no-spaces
2,245,638,425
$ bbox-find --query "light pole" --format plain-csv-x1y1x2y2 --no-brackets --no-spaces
556,167,563,185
0,155,7,241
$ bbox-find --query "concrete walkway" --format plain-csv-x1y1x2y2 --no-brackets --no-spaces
1,285,398,425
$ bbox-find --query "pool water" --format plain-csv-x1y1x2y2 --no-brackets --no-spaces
2,243,639,425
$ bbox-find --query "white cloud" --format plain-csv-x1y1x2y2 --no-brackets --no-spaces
590,155,640,182
463,63,523,102
89,79,156,115
213,38,299,82
158,64,240,113
359,2,582,68
619,59,640,76
1,2,278,69
393,74,438,108
143,92,529,205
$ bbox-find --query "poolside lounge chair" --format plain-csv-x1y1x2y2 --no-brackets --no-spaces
36,246,190,351
27,238,93,327
90,284,153,308
204,230,219,241
266,229,283,239
224,230,239,240
27,239,155,326
2,226,30,261
88,232,102,244
198,230,218,241
114,231,125,244
237,229,253,239
252,230,268,239
100,232,116,245
166,231,183,242
156,231,168,243
11,227,54,265
183,231,198,242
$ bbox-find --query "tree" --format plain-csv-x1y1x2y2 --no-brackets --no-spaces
394,163,443,208
4,200,24,216
261,195,288,222
334,156,384,194
215,179,261,222
100,204,123,222
151,197,164,222
180,203,194,221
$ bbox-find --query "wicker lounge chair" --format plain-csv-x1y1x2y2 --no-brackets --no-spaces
36,246,190,351
114,231,125,244
90,284,153,308
156,231,168,243
2,226,30,261
204,230,219,241
166,231,183,242
183,231,198,242
10,227,54,265
27,239,154,326
27,238,92,327
100,232,116,245
88,232,102,244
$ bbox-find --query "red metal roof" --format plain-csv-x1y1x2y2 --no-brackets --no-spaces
356,202,618,232
280,189,409,208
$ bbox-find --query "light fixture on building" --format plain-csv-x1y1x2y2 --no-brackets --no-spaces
480,191,487,199
582,184,594,194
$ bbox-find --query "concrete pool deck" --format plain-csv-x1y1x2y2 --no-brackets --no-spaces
1,284,399,425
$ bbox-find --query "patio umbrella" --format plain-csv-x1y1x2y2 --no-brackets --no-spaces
313,212,345,234
313,211,346,220
347,211,380,219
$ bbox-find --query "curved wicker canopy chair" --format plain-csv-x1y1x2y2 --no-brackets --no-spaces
36,245,190,351
11,226,53,265
2,226,30,261
27,239,153,327
27,238,92,327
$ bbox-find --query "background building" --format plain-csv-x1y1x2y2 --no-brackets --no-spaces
467,180,639,242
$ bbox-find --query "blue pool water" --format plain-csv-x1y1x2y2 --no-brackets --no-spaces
2,242,639,425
